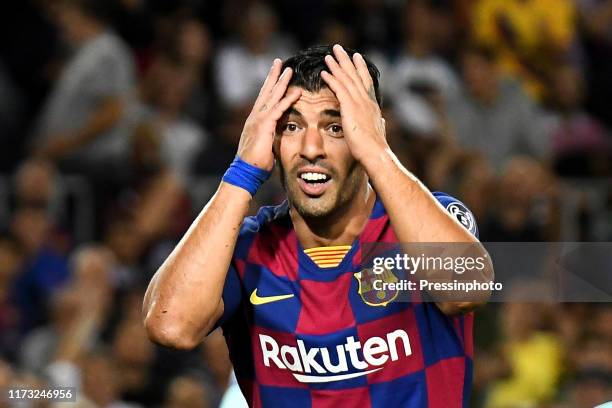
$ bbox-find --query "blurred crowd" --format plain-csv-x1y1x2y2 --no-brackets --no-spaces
0,0,610,407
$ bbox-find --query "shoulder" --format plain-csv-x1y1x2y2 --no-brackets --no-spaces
432,192,479,237
232,201,291,261
237,201,290,239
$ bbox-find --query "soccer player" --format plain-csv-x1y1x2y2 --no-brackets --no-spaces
144,44,492,407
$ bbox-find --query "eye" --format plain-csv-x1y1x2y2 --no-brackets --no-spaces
327,124,343,137
281,123,300,134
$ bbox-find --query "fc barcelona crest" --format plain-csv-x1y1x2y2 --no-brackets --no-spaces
354,267,399,307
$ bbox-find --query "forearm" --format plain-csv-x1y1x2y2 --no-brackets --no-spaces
364,148,492,314
143,182,251,348
76,97,124,142
364,148,477,243
41,97,124,157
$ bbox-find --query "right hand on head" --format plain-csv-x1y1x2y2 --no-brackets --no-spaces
236,59,302,172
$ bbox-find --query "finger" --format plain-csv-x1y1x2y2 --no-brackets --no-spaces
332,44,363,91
320,70,353,105
254,59,282,109
352,53,374,93
324,55,359,100
259,58,282,97
269,88,302,120
266,67,294,108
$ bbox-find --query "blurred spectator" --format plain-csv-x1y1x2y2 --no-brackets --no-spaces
107,0,156,71
542,64,612,177
79,349,140,407
98,118,191,293
13,159,58,210
201,329,232,391
386,0,460,137
0,236,23,360
561,369,612,408
104,219,146,288
7,159,74,242
32,0,135,180
20,287,81,377
214,2,294,110
427,151,495,222
318,19,356,52
137,56,208,184
481,156,558,241
579,0,612,128
19,245,114,376
0,60,24,172
10,206,70,332
164,375,212,408
471,0,577,100
172,17,216,130
112,310,155,405
447,44,549,169
334,0,400,51
484,300,563,408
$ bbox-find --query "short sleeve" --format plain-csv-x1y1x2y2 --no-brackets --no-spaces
432,191,479,239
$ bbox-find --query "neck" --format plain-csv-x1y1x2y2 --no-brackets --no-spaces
290,184,375,249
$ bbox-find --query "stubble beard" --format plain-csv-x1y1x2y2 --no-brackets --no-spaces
279,160,364,219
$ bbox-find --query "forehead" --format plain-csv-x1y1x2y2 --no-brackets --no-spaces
288,86,339,114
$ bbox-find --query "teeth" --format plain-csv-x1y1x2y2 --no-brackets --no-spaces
300,172,328,181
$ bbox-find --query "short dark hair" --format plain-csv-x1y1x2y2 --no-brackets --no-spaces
282,45,382,107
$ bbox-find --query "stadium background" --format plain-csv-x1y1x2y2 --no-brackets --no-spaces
0,0,610,406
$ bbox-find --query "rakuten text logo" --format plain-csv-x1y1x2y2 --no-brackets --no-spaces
259,330,411,383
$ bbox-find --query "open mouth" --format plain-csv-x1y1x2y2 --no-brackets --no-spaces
297,170,332,196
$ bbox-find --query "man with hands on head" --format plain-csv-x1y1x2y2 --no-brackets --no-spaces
144,45,492,407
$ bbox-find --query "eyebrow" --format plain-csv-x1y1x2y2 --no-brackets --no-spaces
322,109,341,118
286,107,303,118
285,108,341,119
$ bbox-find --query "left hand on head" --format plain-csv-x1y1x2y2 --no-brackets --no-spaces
320,44,388,165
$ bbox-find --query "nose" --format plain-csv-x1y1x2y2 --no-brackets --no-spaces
299,126,326,163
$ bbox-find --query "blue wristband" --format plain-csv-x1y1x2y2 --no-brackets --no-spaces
222,156,272,196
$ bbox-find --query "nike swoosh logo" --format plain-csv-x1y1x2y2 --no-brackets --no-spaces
293,367,383,383
250,288,294,305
